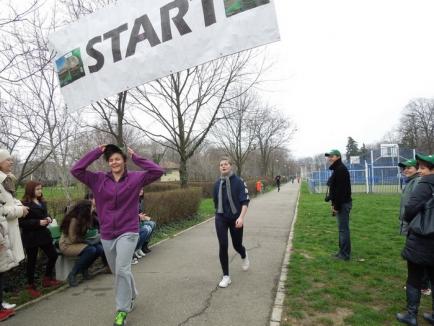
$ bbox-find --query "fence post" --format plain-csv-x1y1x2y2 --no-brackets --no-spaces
370,150,375,193
365,160,369,194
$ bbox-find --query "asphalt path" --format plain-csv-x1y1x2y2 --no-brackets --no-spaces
6,182,300,326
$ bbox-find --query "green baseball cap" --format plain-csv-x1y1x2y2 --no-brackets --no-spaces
415,153,434,165
325,149,341,157
398,159,417,168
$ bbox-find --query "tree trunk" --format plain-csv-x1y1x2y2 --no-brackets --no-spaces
179,158,188,188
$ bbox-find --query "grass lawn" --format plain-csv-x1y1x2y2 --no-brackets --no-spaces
283,184,432,326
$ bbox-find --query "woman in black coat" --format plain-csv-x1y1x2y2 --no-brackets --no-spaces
20,181,61,298
397,154,434,326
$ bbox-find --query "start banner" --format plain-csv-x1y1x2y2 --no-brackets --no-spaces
49,0,280,109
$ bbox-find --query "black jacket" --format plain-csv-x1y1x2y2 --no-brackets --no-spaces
327,159,352,211
19,201,53,249
402,174,434,266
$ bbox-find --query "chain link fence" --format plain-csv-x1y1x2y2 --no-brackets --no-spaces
306,145,416,194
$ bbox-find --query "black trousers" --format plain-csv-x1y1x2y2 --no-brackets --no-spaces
25,243,58,285
215,214,246,276
407,261,434,290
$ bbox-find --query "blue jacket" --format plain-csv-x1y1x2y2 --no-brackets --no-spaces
213,174,250,220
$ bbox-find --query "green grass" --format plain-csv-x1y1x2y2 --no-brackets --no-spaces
16,185,86,201
283,183,432,326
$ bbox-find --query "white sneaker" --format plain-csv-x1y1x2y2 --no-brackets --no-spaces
242,253,250,271
2,301,16,309
131,257,139,265
137,249,146,257
218,275,232,288
134,250,144,259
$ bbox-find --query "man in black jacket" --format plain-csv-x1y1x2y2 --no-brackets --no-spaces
325,149,352,261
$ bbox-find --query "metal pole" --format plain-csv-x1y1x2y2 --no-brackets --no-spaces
365,160,369,194
370,150,374,193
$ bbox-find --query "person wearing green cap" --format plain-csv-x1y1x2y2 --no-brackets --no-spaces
397,153,434,325
398,159,420,236
325,149,352,261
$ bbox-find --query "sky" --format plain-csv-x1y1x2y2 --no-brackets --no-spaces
264,0,434,158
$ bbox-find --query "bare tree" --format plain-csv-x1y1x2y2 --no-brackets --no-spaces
399,98,434,153
4,6,80,200
128,51,261,187
0,1,53,86
212,89,260,177
87,91,128,147
255,107,295,177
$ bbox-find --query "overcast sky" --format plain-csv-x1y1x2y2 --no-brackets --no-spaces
265,0,434,158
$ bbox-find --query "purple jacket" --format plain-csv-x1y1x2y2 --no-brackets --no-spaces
71,148,164,240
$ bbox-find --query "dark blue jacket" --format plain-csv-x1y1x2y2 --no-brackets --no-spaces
213,174,250,220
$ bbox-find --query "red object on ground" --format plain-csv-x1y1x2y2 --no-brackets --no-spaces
42,277,62,288
0,308,15,321
26,285,42,298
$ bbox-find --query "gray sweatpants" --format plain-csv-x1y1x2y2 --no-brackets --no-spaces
101,233,139,312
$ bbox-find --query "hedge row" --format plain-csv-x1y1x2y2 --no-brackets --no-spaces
142,187,202,224
144,178,276,199
143,182,180,193
44,178,279,222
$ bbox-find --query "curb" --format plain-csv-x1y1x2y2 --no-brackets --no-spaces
269,186,301,326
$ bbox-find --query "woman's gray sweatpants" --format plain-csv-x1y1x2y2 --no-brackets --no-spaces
101,232,139,312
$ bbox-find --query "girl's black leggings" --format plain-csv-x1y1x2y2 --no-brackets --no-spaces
26,243,58,285
215,214,246,276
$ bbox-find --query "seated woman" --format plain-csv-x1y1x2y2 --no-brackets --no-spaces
133,189,157,261
20,181,62,298
132,213,156,263
59,200,104,287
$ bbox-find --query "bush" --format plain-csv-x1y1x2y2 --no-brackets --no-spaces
142,187,202,224
143,182,180,193
188,181,215,198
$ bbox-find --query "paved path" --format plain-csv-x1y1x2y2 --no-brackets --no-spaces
6,183,300,326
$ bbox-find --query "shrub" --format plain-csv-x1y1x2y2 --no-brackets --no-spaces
188,181,215,198
143,182,180,193
142,187,202,224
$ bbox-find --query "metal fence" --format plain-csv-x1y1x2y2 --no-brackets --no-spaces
307,146,416,193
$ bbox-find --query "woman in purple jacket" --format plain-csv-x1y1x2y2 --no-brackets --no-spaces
71,144,163,326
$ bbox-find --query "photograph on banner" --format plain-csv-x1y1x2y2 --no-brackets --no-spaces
224,0,270,17
55,48,86,87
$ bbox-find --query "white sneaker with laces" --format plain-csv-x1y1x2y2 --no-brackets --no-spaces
218,275,232,288
134,250,143,259
137,249,146,257
2,302,16,309
242,253,250,271
131,257,139,265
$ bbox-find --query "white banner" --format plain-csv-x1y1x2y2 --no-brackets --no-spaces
49,0,280,109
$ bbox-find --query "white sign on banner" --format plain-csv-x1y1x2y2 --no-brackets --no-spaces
49,0,280,110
